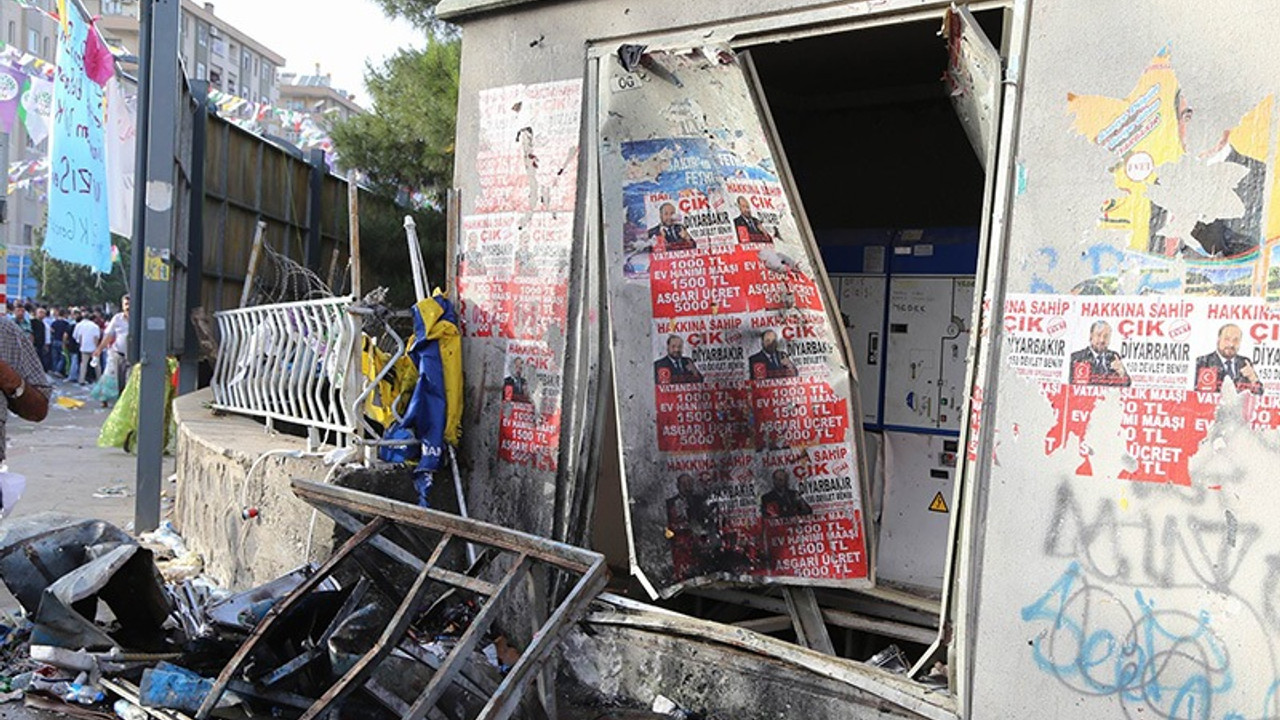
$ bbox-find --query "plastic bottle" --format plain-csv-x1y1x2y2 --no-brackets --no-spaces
114,699,149,720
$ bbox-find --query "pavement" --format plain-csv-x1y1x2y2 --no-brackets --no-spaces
0,372,175,720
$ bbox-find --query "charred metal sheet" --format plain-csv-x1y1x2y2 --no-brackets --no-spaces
205,564,341,632
0,513,134,613
195,481,607,720
32,544,173,651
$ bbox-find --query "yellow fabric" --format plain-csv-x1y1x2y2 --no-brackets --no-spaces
360,334,418,428
417,291,464,446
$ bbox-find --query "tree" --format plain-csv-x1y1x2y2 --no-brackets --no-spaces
29,226,132,307
368,0,448,31
357,194,447,310
330,37,460,201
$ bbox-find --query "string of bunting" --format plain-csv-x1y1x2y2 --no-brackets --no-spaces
206,88,338,165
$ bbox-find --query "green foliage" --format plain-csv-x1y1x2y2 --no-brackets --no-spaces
367,0,447,30
331,38,460,201
30,227,132,307
357,190,448,310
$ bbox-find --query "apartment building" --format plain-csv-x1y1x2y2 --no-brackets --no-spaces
0,0,59,299
278,70,365,124
93,0,285,104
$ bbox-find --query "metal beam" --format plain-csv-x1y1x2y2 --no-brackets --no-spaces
128,0,153,363
134,0,181,532
180,80,209,394
305,149,324,272
784,588,836,656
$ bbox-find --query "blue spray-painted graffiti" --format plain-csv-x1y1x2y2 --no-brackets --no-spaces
1020,562,1280,719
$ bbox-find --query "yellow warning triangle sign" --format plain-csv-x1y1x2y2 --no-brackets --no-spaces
929,492,949,513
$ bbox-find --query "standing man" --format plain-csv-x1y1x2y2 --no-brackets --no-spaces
91,292,129,404
72,312,101,386
49,309,70,378
10,304,31,341
29,307,46,371
1195,323,1264,395
0,315,50,493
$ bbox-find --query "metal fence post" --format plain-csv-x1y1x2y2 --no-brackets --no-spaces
135,0,181,533
128,0,153,364
306,148,324,272
180,80,208,394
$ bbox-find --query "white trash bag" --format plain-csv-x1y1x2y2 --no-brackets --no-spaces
0,472,27,518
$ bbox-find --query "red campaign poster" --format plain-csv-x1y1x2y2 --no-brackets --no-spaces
455,275,505,338
738,253,825,314
662,457,763,582
649,248,752,319
502,276,569,340
660,445,867,584
760,511,868,580
497,341,562,469
654,384,752,453
722,178,786,245
743,310,835,380
1114,388,1217,484
755,449,866,580
749,379,849,451
457,213,518,338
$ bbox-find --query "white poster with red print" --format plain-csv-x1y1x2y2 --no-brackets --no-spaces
457,79,582,482
1003,293,1280,485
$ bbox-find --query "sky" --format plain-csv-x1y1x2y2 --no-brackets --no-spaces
197,0,426,109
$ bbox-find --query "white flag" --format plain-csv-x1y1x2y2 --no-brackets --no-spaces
105,76,137,239
18,74,52,146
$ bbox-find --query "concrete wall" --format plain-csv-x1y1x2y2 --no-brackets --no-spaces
451,1,1280,718
967,1,1280,718
449,0,954,542
172,388,334,589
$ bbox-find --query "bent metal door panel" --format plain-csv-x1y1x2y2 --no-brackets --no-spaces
598,48,872,598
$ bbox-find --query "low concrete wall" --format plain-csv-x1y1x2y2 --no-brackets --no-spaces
173,388,336,589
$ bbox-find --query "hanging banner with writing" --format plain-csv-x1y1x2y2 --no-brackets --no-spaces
105,76,135,239
600,49,872,598
20,74,53,145
0,64,25,134
44,7,111,273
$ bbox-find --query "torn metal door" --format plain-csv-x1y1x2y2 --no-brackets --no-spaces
910,1,1009,685
597,46,874,598
943,5,1002,170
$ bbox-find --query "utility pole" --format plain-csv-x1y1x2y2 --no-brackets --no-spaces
128,0,152,364
134,0,179,532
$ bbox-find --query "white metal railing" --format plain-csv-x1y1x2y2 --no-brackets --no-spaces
210,295,362,445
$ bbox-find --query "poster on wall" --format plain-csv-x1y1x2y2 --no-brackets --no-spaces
1003,292,1280,485
599,48,872,597
454,79,582,533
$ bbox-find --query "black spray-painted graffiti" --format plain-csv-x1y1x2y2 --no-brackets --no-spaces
1043,482,1259,592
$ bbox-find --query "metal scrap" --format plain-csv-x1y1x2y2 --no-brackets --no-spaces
192,479,608,720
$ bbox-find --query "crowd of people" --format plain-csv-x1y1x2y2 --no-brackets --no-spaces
5,296,131,407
